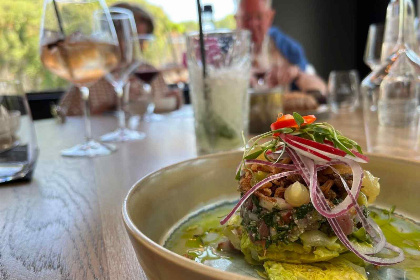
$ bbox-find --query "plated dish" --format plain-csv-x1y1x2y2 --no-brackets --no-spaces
123,113,420,280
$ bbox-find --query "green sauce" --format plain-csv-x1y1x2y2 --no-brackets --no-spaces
164,203,420,279
368,207,420,279
164,203,234,264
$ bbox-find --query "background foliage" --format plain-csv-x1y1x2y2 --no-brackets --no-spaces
0,0,235,92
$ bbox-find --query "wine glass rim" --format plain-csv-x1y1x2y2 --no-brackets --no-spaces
106,7,135,20
329,69,359,76
186,29,251,38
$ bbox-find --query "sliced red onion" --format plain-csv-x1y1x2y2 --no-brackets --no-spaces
315,158,363,218
285,147,311,185
328,165,386,254
327,217,404,265
244,159,296,170
220,170,298,225
313,186,403,265
288,149,403,265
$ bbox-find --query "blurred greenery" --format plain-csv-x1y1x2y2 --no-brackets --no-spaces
0,0,235,92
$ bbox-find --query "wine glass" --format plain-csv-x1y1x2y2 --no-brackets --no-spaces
364,24,384,70
40,0,120,157
328,70,360,113
96,7,144,142
252,35,271,89
160,34,188,88
134,35,164,122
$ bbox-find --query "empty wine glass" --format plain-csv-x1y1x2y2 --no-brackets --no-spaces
364,24,384,70
40,0,120,157
160,34,188,88
96,7,144,142
328,70,360,113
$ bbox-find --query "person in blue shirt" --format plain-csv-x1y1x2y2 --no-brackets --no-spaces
235,0,326,97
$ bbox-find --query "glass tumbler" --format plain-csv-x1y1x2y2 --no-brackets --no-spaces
0,80,38,183
328,70,360,113
186,30,252,155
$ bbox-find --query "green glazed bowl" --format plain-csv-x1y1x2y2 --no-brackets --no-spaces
122,151,420,280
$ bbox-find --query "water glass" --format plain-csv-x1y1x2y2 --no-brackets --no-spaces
0,80,38,183
328,70,360,113
186,30,251,155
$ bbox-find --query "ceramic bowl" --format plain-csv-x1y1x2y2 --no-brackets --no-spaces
122,151,420,280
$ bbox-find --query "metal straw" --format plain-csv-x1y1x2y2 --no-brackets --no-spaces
196,0,207,79
196,0,216,151
52,0,66,37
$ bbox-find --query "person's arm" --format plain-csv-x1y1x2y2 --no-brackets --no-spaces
266,63,327,95
267,27,327,95
294,71,327,95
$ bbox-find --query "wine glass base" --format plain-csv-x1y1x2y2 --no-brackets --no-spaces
61,139,116,157
144,113,165,122
100,128,146,142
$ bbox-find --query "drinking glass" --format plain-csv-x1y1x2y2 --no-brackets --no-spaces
364,24,384,70
0,80,38,183
134,35,163,122
186,30,252,155
328,70,360,113
381,0,418,61
361,0,420,158
40,0,120,157
96,7,144,142
160,34,188,88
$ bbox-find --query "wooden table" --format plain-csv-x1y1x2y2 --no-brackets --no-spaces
0,109,382,279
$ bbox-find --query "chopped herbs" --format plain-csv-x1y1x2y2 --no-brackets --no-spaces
295,204,314,219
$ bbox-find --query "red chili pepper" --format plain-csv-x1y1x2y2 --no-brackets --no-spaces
271,114,316,136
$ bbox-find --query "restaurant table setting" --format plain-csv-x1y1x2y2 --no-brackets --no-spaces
0,0,420,279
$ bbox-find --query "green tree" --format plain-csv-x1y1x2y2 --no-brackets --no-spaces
215,15,236,30
0,0,68,92
0,0,235,93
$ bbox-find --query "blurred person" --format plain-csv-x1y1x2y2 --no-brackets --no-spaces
57,2,182,117
235,0,327,100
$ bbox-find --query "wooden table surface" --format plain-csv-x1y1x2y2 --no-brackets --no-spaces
0,109,390,279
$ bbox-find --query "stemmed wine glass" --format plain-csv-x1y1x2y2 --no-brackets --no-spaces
252,39,271,89
159,34,188,87
40,0,120,157
364,24,384,70
135,35,164,122
96,8,144,142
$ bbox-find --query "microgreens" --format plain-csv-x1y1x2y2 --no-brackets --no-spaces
235,112,363,180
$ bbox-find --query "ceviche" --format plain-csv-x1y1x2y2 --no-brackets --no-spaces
220,113,404,267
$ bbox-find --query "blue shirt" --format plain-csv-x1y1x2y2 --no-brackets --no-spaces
268,26,308,71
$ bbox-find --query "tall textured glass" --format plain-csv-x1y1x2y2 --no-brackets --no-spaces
186,30,251,155
381,0,418,61
361,0,420,158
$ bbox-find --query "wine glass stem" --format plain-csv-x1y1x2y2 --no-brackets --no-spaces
80,86,92,142
143,83,155,114
115,85,126,130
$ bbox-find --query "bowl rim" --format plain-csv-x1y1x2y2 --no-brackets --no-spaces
122,151,420,279
122,150,255,280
